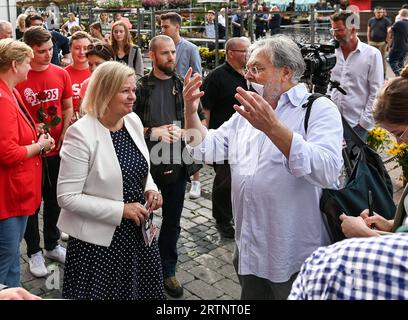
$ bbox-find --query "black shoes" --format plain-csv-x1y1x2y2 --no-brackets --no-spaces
216,223,235,239
164,276,184,298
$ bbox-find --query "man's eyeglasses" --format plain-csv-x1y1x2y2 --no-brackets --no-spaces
244,65,266,75
329,27,347,34
229,49,247,53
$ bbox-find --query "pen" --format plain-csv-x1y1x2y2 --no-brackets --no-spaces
368,190,373,217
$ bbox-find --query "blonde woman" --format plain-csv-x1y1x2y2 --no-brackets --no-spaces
110,21,143,80
57,61,164,299
15,14,27,39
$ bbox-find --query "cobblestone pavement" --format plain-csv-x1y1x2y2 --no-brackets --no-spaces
20,159,405,300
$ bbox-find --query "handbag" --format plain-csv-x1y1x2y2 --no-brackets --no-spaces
302,94,396,243
319,118,396,243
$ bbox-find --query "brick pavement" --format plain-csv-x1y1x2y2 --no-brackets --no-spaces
20,159,405,300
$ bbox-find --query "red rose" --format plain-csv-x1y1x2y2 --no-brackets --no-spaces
46,106,58,117
37,91,47,101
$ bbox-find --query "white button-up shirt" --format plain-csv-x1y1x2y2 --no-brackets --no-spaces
331,39,384,130
188,83,343,282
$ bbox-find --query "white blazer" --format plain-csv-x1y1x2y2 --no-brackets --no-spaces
57,113,158,247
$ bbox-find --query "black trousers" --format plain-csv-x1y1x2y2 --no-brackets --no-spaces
24,155,61,257
212,163,233,226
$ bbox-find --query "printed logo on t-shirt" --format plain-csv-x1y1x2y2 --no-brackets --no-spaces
23,88,59,106
72,83,82,97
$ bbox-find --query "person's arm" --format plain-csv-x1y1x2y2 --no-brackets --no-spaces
359,50,383,130
191,46,202,76
0,287,41,300
340,214,381,238
366,25,371,43
135,47,144,80
57,97,74,150
183,69,207,146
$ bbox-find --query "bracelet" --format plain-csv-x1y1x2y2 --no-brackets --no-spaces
37,142,45,155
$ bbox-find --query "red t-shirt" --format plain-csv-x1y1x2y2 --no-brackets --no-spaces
65,65,91,113
16,64,73,157
79,77,90,100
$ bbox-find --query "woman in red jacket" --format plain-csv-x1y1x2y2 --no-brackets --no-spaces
0,39,54,287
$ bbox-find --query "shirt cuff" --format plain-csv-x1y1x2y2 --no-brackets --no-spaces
283,132,311,178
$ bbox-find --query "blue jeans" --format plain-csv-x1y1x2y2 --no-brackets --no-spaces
24,155,61,257
388,51,406,76
0,216,28,287
157,174,187,278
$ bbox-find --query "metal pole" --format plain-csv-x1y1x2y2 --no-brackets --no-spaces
248,0,254,42
137,7,142,47
6,0,10,21
310,5,315,45
224,6,229,40
151,7,156,37
214,7,219,67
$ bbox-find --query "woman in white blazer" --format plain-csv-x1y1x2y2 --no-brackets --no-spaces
57,61,165,300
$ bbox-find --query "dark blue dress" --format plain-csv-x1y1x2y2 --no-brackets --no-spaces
62,126,165,300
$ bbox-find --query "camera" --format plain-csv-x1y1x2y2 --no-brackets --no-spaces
298,39,339,94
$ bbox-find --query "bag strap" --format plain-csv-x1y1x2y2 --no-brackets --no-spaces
302,93,366,149
302,93,325,133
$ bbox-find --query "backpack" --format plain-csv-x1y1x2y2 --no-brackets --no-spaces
303,94,396,243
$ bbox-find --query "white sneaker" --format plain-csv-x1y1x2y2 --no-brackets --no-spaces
189,181,201,199
29,252,48,278
44,245,66,264
60,232,69,241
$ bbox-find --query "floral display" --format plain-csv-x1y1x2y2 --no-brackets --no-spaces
367,126,391,152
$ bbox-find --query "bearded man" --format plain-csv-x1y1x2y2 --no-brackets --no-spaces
133,35,205,298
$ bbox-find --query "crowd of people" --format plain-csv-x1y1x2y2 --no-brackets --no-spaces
0,3,407,301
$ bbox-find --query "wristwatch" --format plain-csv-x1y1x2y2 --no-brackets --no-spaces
38,142,45,155
145,127,153,140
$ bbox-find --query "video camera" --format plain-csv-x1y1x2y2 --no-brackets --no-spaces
298,39,345,95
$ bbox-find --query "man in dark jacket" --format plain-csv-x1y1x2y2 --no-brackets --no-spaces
134,35,205,298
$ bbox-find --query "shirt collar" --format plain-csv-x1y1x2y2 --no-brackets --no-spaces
277,83,309,109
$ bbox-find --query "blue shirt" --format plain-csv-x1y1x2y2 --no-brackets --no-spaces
175,38,202,77
289,233,408,300
188,83,343,282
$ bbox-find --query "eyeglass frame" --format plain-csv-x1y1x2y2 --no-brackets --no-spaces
87,43,105,53
243,65,266,75
329,27,347,34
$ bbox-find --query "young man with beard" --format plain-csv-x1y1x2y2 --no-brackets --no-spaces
16,26,73,278
183,35,343,300
330,11,383,143
133,35,205,298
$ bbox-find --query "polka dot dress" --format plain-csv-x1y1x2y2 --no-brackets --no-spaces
62,126,165,300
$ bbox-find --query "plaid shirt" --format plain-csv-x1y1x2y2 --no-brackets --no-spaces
288,233,408,300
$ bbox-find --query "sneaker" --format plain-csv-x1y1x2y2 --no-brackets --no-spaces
44,245,66,264
189,181,201,199
216,223,235,239
29,252,48,278
60,232,69,241
163,276,184,298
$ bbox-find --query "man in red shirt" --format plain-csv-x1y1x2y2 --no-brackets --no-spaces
16,26,73,278
64,31,91,120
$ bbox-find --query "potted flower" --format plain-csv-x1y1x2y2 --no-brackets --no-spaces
367,126,391,153
387,142,408,186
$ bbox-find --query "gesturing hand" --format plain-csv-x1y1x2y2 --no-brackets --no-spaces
183,68,204,116
233,87,279,133
123,202,150,226
152,124,182,144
